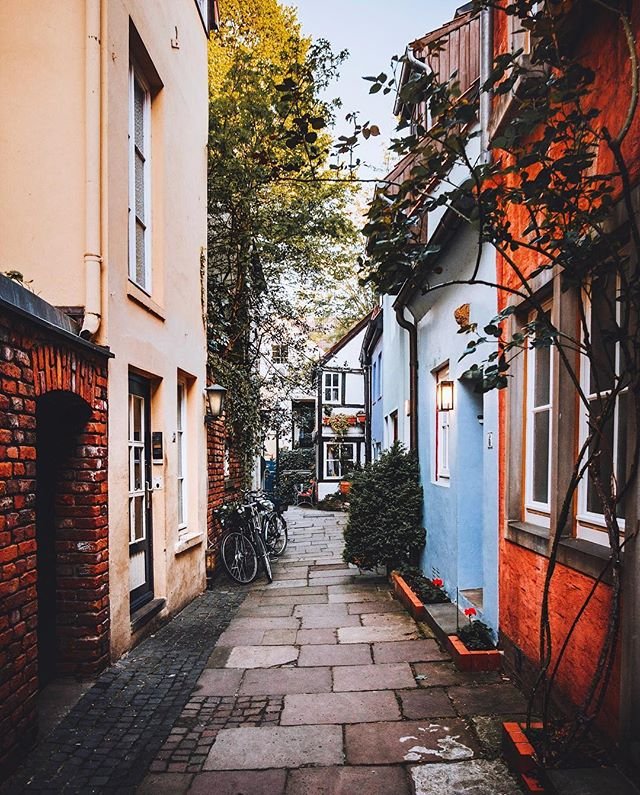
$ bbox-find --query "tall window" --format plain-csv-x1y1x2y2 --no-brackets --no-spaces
435,366,450,481
325,442,355,479
525,307,553,524
323,372,341,403
129,64,151,292
578,276,629,540
177,381,187,535
376,352,382,399
372,360,378,403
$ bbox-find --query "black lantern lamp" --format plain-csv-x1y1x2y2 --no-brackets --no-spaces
205,383,227,420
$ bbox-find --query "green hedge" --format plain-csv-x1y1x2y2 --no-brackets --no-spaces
343,443,425,570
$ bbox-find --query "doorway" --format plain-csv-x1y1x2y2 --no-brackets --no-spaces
128,374,154,612
36,391,92,687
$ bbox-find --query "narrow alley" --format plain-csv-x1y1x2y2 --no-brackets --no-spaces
4,509,530,793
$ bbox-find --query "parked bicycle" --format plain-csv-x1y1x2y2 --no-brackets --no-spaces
218,492,287,585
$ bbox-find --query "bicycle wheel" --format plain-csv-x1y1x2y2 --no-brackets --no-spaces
254,532,273,583
221,532,258,584
264,513,288,557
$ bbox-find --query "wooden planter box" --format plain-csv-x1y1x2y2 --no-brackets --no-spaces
447,634,503,672
390,571,427,621
502,722,548,794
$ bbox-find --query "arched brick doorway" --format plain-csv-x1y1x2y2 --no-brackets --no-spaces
36,391,93,685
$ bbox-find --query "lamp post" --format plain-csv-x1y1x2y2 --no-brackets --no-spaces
205,383,227,421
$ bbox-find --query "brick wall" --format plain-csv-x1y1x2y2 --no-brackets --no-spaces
206,419,243,574
0,312,109,776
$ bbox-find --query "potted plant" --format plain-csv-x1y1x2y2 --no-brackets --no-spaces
391,565,450,620
448,607,502,672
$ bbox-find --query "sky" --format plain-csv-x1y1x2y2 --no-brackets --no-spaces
289,0,462,183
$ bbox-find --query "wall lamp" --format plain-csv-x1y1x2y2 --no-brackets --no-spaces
205,383,227,420
436,380,454,412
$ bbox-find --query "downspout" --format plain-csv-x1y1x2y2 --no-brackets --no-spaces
80,0,103,339
480,6,494,161
394,303,418,454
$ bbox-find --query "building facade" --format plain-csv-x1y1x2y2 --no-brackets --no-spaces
0,1,213,762
315,316,370,500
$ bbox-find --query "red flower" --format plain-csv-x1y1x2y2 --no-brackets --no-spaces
432,578,443,588
464,607,477,617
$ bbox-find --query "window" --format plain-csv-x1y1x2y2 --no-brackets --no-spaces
177,381,187,535
323,372,341,404
325,442,356,479
272,344,289,365
390,410,399,445
524,307,553,524
128,393,147,545
376,353,382,399
128,63,151,292
435,366,451,481
577,275,629,541
372,360,378,403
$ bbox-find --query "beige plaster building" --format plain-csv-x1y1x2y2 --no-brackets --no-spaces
0,1,212,660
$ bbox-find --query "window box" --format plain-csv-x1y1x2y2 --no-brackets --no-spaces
447,634,503,673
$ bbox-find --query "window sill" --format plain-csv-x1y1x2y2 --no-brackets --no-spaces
175,532,204,556
506,521,613,584
127,281,165,320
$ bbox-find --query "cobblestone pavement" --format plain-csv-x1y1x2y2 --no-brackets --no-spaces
140,509,528,794
3,510,530,794
1,585,246,794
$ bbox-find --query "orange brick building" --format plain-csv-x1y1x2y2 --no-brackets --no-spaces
492,1,640,763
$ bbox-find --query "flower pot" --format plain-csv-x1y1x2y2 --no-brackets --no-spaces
447,634,503,672
390,571,427,620
502,722,549,794
339,481,351,495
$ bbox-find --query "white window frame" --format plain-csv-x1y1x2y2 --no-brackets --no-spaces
435,366,451,484
128,394,147,545
177,380,188,536
524,305,553,527
324,441,356,480
376,352,382,399
128,62,152,294
576,279,627,544
323,371,341,404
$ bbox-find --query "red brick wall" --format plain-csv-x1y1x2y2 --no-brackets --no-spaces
0,313,109,775
491,4,639,743
206,419,242,573
499,540,620,740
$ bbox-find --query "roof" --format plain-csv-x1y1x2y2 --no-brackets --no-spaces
318,311,374,367
0,274,112,357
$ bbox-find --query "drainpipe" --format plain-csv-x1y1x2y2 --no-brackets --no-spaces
394,304,418,454
80,0,103,339
405,45,429,74
480,6,494,161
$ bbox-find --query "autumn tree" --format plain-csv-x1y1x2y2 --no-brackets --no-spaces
207,0,365,476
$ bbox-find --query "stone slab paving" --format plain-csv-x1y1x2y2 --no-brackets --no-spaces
135,507,528,792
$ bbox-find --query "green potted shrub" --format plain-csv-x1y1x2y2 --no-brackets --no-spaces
342,443,425,571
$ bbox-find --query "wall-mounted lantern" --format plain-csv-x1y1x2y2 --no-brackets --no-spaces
436,380,454,412
205,383,227,420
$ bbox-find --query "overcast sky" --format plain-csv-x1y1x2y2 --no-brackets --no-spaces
289,0,462,181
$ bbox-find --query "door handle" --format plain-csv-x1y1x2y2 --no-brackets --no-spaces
145,481,153,509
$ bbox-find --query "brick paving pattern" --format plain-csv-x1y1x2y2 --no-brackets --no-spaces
1,586,245,793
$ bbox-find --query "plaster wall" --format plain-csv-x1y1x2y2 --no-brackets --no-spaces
0,0,209,661
410,228,499,631
370,337,384,454
380,295,410,449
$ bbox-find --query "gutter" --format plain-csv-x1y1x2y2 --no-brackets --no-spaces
80,0,103,339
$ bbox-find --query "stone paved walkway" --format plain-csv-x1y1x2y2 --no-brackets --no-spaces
140,509,527,794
